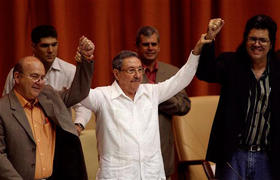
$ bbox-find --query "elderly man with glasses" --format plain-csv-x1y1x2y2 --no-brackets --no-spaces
135,26,191,180
79,29,213,179
0,36,94,180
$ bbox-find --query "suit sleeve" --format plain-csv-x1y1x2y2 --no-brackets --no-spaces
0,118,23,180
59,59,94,108
158,88,190,116
196,42,226,84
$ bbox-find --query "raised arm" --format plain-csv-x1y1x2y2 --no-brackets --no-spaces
196,18,225,83
157,33,213,104
60,36,95,107
205,18,224,41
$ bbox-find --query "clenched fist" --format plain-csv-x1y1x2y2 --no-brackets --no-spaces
205,18,224,41
75,36,95,62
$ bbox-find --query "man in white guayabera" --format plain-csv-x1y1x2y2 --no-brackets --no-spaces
79,29,213,179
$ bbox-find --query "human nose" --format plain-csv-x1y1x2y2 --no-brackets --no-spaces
47,45,53,52
253,39,262,46
148,43,154,49
134,70,142,77
34,77,45,84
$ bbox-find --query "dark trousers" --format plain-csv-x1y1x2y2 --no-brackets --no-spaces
215,149,273,180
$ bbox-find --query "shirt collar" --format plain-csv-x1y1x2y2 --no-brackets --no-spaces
143,61,158,73
49,57,61,71
14,89,39,109
110,81,149,101
111,81,124,100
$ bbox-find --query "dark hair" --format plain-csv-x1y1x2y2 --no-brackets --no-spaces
112,50,139,70
31,25,57,44
136,26,160,47
237,14,277,55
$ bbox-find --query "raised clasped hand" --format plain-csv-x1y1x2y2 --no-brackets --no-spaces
206,18,224,40
75,36,95,62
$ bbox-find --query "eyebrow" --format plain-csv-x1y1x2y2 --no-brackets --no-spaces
39,42,58,46
125,66,143,69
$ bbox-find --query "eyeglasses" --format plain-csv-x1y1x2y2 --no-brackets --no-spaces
121,67,145,74
20,73,46,82
141,42,158,47
247,36,270,45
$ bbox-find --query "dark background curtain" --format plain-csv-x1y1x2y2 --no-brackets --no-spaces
0,0,279,96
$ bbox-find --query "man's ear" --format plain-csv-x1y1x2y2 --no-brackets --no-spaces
113,69,120,81
14,72,20,84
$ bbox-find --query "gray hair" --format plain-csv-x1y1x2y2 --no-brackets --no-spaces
136,26,160,47
112,50,139,70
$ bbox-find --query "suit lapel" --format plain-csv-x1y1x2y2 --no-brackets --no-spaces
38,91,78,136
142,62,166,83
9,92,35,143
38,94,59,126
156,62,167,83
142,73,149,83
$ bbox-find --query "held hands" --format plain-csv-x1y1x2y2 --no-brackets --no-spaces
192,18,224,55
205,18,224,40
75,36,95,62
192,33,214,55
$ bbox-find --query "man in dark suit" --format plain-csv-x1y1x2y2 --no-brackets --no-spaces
197,15,280,179
136,26,191,179
0,36,94,180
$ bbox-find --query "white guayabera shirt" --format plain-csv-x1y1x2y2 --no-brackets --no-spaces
81,52,199,180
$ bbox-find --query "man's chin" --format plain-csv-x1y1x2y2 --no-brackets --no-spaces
32,89,42,96
131,83,140,89
249,53,266,61
44,57,55,63
143,56,156,62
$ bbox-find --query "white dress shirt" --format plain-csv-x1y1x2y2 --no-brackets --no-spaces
2,57,92,125
81,52,199,180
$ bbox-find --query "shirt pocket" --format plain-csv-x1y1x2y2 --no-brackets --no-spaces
142,152,163,179
98,155,139,179
110,107,134,131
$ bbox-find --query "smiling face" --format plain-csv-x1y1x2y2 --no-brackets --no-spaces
246,28,271,63
14,57,46,101
113,56,143,99
137,33,160,65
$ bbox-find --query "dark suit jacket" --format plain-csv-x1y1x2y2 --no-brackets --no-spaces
0,59,94,180
142,61,190,176
197,42,280,178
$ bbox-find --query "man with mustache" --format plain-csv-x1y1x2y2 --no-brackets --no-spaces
2,25,92,135
197,15,280,179
79,31,212,179
135,26,190,180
